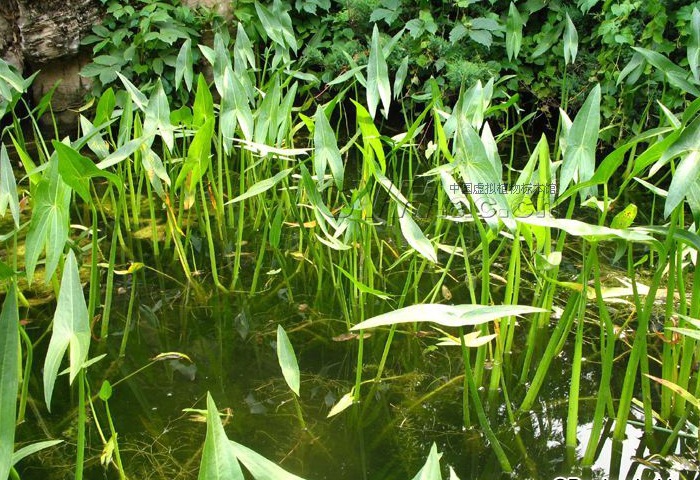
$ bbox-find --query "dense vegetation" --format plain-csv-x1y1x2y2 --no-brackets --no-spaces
2,0,700,479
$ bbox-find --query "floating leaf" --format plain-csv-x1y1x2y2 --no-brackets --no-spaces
276,325,300,396
350,304,546,330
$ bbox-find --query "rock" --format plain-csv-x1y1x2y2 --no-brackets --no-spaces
181,0,232,19
0,0,102,131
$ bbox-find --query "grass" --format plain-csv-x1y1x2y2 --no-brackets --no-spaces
1,15,700,480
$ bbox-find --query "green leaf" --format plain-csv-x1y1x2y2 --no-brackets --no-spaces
143,80,174,151
690,8,700,83
468,29,493,48
254,1,297,53
516,215,657,244
506,3,523,61
645,375,700,411
43,250,90,411
233,23,256,73
352,100,386,172
393,56,409,99
176,117,215,209
220,66,254,146
11,440,63,466
560,84,600,197
175,38,194,92
193,74,214,128
449,23,468,44
367,24,391,119
399,212,437,263
327,390,355,418
198,393,244,480
350,304,546,330
276,325,300,396
229,441,307,480
610,204,637,229
225,168,293,204
665,150,700,217
53,141,121,203
633,47,700,97
116,72,148,111
0,144,20,228
0,285,19,480
563,13,578,65
411,443,442,480
531,23,563,58
98,380,113,401
25,159,71,285
146,146,172,197
313,105,344,189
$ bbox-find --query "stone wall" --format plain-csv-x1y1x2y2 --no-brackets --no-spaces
0,0,229,126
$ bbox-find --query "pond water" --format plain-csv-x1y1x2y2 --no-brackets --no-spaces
11,237,693,480
5,141,695,480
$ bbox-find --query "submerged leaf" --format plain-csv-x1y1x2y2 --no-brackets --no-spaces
327,390,355,418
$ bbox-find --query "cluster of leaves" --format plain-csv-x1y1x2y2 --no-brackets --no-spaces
80,0,210,105
76,0,700,141
285,0,700,137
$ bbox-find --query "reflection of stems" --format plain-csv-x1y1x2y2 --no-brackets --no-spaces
119,273,137,357
104,400,127,479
